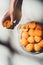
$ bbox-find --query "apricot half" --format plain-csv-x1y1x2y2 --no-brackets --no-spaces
34,36,41,42
22,32,29,39
21,24,29,32
26,44,34,52
27,36,34,43
39,40,43,47
34,44,41,52
20,38,28,46
36,24,42,30
34,30,42,36
2,20,13,28
29,29,34,36
28,22,36,29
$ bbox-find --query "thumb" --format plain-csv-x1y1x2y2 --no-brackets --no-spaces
10,14,13,24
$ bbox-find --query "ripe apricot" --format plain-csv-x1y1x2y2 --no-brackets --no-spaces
27,36,34,43
26,44,34,52
39,40,43,47
36,24,42,30
28,22,36,29
20,38,28,46
29,29,34,36
34,36,41,42
34,44,41,52
21,24,29,32
2,21,7,27
2,20,13,28
22,32,29,39
34,30,42,36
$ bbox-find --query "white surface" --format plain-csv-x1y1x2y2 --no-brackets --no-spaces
0,45,11,65
22,0,43,22
0,0,11,43
0,0,43,65
12,53,41,65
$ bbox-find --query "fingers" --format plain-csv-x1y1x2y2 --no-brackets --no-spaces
2,11,15,24
2,12,10,22
10,14,14,23
10,10,16,23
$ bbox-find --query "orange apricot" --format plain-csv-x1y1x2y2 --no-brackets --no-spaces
39,40,43,47
20,38,28,46
28,22,36,29
2,20,13,28
21,24,29,32
26,44,34,52
27,36,34,43
34,36,41,42
34,30,42,36
22,32,29,39
36,24,42,30
6,20,13,28
34,44,41,52
2,21,7,27
29,29,34,36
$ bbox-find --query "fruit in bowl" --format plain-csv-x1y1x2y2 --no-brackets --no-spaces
19,21,43,53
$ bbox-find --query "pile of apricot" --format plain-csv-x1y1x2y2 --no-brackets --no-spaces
2,20,13,29
20,21,43,52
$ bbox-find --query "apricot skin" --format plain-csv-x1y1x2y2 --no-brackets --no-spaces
36,24,42,30
20,38,28,46
34,30,42,36
29,29,34,36
34,36,41,42
27,36,34,43
28,22,36,29
21,24,29,32
22,32,29,39
2,20,13,28
34,44,41,52
39,40,43,47
26,44,34,52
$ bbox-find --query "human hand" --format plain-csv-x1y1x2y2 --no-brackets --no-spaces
2,0,18,24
